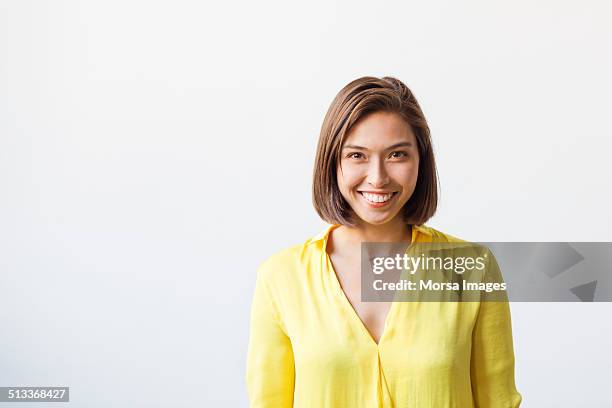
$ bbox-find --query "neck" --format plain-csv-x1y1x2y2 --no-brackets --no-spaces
338,217,413,245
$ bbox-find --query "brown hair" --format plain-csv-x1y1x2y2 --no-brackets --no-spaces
312,76,438,226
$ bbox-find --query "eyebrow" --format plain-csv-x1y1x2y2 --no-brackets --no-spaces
342,142,414,151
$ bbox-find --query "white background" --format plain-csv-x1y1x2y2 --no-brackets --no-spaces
1,0,611,406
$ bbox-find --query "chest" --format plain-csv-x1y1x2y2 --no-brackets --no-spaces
329,252,392,344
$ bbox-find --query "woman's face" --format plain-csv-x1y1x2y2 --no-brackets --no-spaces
337,111,420,226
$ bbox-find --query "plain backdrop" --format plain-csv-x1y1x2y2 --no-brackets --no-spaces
1,0,611,406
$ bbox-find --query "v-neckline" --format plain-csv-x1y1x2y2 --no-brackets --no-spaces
323,225,416,348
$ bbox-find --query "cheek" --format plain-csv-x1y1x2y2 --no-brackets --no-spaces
337,165,362,193
392,163,419,188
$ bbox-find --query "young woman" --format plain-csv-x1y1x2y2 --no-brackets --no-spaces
246,76,522,407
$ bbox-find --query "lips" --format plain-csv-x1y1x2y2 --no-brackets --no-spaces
358,191,397,207
360,191,393,203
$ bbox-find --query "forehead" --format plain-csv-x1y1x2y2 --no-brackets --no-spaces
343,111,416,148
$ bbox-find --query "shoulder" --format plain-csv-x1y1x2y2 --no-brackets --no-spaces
417,224,467,243
418,225,492,262
257,243,305,276
256,233,324,285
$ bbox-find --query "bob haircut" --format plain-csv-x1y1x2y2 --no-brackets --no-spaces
312,76,438,227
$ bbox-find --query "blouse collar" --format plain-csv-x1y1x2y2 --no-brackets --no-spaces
310,223,432,244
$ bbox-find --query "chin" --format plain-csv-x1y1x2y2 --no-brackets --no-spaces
355,212,398,226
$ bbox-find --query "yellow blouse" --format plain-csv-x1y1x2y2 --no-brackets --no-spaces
246,224,522,407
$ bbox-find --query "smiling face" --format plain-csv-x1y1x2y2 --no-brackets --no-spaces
337,111,420,227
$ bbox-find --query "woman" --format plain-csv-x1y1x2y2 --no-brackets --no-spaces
246,76,522,407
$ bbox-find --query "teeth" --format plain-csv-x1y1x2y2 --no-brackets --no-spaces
361,192,393,203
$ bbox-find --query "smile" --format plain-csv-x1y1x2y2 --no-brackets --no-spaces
359,191,397,205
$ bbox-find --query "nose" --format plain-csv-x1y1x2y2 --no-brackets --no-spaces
366,158,390,188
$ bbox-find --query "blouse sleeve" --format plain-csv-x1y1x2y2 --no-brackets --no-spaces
246,264,295,407
470,252,522,407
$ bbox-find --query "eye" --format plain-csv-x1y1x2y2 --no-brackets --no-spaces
346,152,365,159
389,151,408,159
